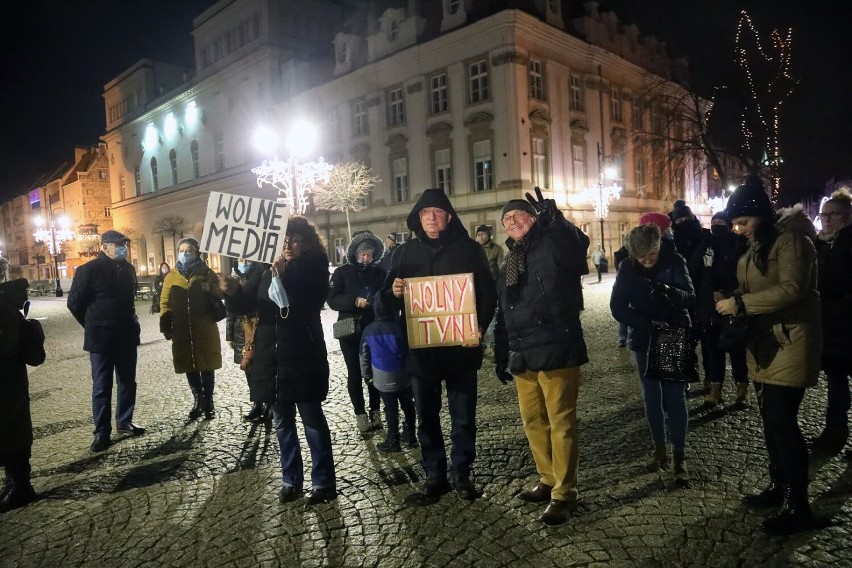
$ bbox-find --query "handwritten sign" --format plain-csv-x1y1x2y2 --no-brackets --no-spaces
404,273,479,349
201,192,289,263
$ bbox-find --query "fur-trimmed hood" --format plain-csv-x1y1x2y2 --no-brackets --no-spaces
345,231,384,266
776,204,816,241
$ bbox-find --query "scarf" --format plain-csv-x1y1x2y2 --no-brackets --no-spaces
505,238,529,288
177,256,201,279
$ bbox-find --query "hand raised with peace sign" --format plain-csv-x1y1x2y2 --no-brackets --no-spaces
524,186,558,227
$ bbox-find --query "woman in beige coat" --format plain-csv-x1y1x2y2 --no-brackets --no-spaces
716,176,821,535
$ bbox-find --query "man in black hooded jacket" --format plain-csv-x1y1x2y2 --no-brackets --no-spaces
382,187,496,503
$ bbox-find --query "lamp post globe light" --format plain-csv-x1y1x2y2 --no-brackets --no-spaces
251,119,333,215
32,213,75,297
581,143,622,264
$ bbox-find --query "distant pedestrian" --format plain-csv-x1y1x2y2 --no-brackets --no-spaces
592,245,604,282
151,262,170,314
159,238,223,420
67,230,145,453
0,258,39,513
379,233,398,273
475,224,504,281
360,293,417,453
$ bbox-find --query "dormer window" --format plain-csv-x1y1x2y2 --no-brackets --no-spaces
448,0,460,14
388,20,399,42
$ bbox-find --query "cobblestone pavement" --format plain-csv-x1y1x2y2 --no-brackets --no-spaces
2,275,851,568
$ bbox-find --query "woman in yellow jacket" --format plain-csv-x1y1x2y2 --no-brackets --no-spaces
160,237,224,419
716,176,821,535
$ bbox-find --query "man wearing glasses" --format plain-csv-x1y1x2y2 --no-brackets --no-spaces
494,188,590,525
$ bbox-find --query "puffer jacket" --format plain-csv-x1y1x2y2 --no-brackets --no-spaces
735,206,821,388
610,238,696,353
495,211,590,374
327,231,385,330
0,279,33,457
160,262,223,374
816,222,852,373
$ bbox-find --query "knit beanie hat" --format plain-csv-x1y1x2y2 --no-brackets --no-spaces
639,212,672,232
475,225,492,235
178,237,200,251
724,175,774,220
501,199,537,220
711,211,732,226
670,204,694,223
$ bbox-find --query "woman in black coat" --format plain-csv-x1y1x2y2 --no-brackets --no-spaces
327,231,385,434
151,262,170,314
264,216,336,506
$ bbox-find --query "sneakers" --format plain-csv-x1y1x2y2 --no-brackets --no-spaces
355,413,372,433
369,410,383,430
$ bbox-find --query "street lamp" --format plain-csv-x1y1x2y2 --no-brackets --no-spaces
33,214,74,297
581,143,622,263
251,119,333,214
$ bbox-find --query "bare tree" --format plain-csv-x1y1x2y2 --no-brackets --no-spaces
153,215,190,262
312,162,380,240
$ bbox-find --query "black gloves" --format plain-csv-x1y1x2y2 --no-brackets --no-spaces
496,366,514,385
525,186,558,227
651,283,672,307
159,311,173,341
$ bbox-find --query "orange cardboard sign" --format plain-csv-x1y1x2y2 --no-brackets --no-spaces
404,273,479,349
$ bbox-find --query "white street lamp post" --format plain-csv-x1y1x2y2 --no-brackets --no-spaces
582,144,622,262
33,214,74,297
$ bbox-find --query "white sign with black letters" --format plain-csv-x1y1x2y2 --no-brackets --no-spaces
201,191,289,263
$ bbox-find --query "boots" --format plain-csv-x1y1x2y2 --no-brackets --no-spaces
400,423,418,448
703,383,722,407
734,383,749,406
203,396,216,420
377,433,401,453
187,375,203,419
742,481,785,508
645,443,669,472
0,463,36,514
811,425,849,452
672,453,690,487
243,401,264,422
761,486,814,535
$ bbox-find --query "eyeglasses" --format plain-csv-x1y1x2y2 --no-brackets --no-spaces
283,238,302,248
818,212,846,219
501,211,530,225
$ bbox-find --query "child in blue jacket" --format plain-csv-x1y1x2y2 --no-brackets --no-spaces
360,294,417,452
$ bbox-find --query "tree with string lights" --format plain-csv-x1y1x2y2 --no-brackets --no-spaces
312,162,379,241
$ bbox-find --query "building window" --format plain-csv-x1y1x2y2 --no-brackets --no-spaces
430,73,448,114
393,158,409,202
333,237,345,264
651,104,665,134
572,144,585,191
329,108,341,143
448,0,460,14
99,169,108,180
337,41,348,64
134,166,141,194
532,138,548,188
434,148,452,195
119,175,127,201
169,149,178,185
632,97,644,130
569,74,584,111
387,88,405,126
610,88,622,122
150,157,159,192
388,20,399,42
190,140,200,178
353,100,368,136
469,59,490,104
473,140,493,191
214,131,225,172
529,59,545,100
634,156,647,188
104,207,112,217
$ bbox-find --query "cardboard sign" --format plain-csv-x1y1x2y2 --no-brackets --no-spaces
201,192,289,263
404,273,479,349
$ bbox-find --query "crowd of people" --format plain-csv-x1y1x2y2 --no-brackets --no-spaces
2,178,851,536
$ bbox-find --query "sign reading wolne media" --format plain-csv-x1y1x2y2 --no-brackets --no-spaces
404,273,479,349
201,192,289,263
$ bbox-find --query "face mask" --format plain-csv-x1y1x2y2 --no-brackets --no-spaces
178,252,195,265
238,261,253,273
711,225,730,236
268,267,290,318
114,245,128,261
161,267,169,274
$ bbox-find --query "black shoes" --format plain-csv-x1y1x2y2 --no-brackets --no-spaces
519,482,553,503
305,486,337,505
188,395,203,420
117,423,146,436
244,402,264,421
400,424,418,448
454,476,478,500
742,483,785,509
90,437,110,452
203,397,216,420
0,482,36,514
761,488,814,535
540,499,573,525
377,436,401,453
278,485,303,503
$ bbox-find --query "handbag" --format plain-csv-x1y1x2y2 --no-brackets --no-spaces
718,314,749,351
644,322,697,382
333,317,360,339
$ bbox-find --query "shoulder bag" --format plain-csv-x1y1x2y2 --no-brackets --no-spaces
333,317,360,340
644,322,697,382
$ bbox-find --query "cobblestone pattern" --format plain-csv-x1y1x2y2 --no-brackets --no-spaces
1,276,851,567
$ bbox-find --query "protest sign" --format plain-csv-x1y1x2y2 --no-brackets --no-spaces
404,273,479,349
201,192,289,263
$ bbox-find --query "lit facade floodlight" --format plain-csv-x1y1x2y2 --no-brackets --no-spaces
727,184,737,193
144,123,158,151
603,166,618,180
164,113,177,138
185,101,198,125
286,119,317,158
253,126,279,154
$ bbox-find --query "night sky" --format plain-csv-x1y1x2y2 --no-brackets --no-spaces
2,0,850,203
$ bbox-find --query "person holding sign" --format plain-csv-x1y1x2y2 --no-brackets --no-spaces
382,187,496,503
327,231,386,434
494,188,590,526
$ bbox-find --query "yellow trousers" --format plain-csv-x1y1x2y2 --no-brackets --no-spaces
514,367,580,502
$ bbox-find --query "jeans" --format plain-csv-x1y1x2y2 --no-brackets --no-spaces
339,335,380,415
90,347,138,437
380,388,416,436
634,351,688,453
272,401,335,490
411,371,477,481
756,382,808,492
515,367,580,502
825,372,851,428
702,323,748,384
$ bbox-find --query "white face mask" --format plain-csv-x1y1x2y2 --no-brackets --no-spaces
268,266,290,318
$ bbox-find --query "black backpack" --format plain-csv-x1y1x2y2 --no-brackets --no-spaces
20,301,46,366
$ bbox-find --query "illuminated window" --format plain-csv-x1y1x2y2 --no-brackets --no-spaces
353,100,368,136
393,158,409,202
532,138,548,188
569,75,584,111
387,88,405,126
469,60,489,103
529,59,545,100
473,140,493,191
150,157,159,192
434,148,452,195
119,175,127,200
169,149,178,185
610,88,623,122
572,144,585,191
634,156,647,187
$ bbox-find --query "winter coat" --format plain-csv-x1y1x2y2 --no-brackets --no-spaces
495,213,590,374
695,229,743,326
735,208,821,388
817,223,852,373
481,239,504,281
379,244,398,273
327,231,386,333
67,252,140,353
260,250,330,403
151,271,168,313
0,279,33,458
224,263,266,364
381,188,497,379
610,238,696,353
160,262,223,374
360,294,409,393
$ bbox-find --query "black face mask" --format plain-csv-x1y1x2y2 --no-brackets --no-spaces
673,219,701,241
711,225,730,236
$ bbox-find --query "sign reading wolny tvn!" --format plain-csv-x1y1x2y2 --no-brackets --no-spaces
201,192,289,263
404,273,479,349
